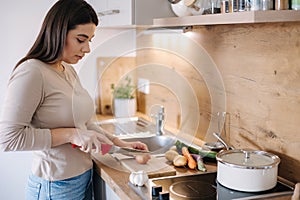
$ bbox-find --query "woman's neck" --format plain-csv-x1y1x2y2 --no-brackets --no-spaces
51,62,64,72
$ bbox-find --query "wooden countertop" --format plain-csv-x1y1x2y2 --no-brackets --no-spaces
92,153,218,200
92,156,295,200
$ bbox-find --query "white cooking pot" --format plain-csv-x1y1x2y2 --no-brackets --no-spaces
216,149,280,192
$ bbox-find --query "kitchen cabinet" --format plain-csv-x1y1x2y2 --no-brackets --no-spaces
88,0,176,27
153,10,300,26
93,171,121,200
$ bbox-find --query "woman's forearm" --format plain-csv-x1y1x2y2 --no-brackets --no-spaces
50,128,75,147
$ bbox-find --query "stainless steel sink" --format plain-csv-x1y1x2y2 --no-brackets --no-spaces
97,117,152,136
122,135,176,154
97,117,176,154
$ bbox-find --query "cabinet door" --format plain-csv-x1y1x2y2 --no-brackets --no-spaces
89,0,133,27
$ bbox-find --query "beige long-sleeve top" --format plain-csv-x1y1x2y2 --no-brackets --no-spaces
0,59,115,181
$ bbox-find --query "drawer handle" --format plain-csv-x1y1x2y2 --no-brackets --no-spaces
98,9,120,16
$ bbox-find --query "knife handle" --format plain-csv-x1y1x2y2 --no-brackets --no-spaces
72,144,80,148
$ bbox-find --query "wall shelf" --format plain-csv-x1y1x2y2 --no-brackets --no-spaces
153,10,300,27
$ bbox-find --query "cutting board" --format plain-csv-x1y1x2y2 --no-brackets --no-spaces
120,156,176,178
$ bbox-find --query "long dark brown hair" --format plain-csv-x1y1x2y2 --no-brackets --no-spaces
14,0,98,70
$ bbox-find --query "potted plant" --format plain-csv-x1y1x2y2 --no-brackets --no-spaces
111,76,136,118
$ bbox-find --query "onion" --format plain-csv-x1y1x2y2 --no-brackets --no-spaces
135,154,151,164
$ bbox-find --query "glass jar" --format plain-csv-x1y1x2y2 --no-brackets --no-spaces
261,0,273,10
292,0,300,10
249,0,260,10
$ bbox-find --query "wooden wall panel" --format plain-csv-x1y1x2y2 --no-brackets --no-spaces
135,49,211,139
136,22,300,183
97,22,300,183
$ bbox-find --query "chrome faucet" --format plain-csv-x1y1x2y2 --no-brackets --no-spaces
153,106,165,136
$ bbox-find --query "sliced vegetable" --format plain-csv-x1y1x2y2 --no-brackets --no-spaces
173,155,187,167
191,154,207,172
182,147,197,169
175,140,217,160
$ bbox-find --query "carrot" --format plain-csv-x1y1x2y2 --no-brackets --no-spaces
182,146,197,169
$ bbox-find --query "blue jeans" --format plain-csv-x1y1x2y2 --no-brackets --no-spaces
26,169,93,200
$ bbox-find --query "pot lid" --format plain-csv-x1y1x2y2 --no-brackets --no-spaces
216,149,280,169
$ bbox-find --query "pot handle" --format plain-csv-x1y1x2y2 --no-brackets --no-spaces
243,150,251,160
213,132,234,150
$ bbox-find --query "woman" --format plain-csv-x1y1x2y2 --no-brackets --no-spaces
0,0,149,199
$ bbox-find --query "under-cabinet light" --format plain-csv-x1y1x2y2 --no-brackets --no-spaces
143,26,193,34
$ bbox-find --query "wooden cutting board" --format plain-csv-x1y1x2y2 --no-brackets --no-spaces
120,156,176,178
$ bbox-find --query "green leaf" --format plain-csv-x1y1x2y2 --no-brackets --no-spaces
111,76,135,99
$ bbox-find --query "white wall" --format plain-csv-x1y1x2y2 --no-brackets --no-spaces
0,1,135,199
76,28,136,105
0,1,56,199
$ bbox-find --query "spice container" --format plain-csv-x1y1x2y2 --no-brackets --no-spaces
275,0,289,10
261,0,273,10
249,0,261,10
221,0,230,12
229,0,238,12
238,0,246,11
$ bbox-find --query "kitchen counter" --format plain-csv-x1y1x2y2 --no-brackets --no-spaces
91,114,295,200
92,155,295,200
92,153,218,200
92,113,218,199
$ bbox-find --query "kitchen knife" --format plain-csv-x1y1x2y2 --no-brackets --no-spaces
102,143,150,156
72,143,150,156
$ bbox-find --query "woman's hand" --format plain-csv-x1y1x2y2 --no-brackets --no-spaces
120,140,151,164
71,129,113,153
125,141,149,151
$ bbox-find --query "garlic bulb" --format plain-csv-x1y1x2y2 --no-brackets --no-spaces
129,170,149,186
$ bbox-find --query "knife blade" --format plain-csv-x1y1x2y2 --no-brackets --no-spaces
72,143,150,156
102,143,150,156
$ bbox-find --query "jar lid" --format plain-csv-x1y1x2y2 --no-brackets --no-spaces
184,0,196,7
216,149,280,169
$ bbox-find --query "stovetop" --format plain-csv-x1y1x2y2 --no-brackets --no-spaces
129,172,294,200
